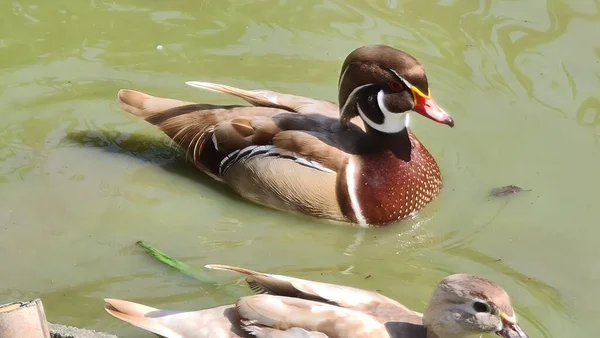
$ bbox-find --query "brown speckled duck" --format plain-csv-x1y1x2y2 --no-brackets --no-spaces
104,264,528,338
115,44,454,226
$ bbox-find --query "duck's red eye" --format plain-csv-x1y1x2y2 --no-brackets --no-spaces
388,80,403,92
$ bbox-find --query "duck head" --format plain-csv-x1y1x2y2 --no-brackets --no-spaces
338,44,454,134
422,274,528,338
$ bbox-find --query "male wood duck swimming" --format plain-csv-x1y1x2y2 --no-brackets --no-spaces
104,264,528,337
115,44,454,226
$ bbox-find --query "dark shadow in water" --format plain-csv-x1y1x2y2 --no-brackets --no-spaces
63,130,243,201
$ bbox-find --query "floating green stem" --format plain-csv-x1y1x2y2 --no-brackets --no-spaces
136,240,244,297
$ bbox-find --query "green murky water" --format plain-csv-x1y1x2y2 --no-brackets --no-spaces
1,0,599,336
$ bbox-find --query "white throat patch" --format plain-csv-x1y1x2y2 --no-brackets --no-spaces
356,89,410,133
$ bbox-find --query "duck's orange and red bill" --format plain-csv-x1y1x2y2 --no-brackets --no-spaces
410,86,454,127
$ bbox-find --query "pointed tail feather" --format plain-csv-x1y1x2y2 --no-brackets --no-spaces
205,264,287,295
117,89,193,119
185,81,289,111
104,298,182,338
205,264,263,276
185,81,342,118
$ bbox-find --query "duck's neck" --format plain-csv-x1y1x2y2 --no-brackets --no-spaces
363,125,413,161
423,310,470,338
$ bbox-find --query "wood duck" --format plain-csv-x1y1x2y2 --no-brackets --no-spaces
104,264,528,338
115,44,454,226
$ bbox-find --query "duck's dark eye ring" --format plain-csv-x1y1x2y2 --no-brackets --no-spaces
388,80,404,92
473,301,490,313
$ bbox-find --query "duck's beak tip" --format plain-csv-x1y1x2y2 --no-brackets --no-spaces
496,324,529,338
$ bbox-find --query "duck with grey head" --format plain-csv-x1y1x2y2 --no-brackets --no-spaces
104,264,528,338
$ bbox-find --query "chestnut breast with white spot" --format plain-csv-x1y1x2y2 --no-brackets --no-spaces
347,134,442,225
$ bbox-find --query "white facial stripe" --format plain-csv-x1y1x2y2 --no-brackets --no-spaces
390,69,413,88
345,158,367,226
339,84,370,117
356,90,409,133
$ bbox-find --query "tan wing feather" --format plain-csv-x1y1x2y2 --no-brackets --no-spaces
236,295,390,338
